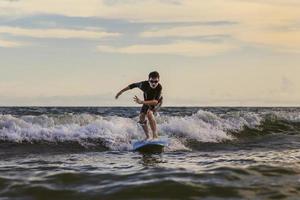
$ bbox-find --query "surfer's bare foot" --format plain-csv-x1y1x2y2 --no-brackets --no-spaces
153,133,158,139
144,137,152,141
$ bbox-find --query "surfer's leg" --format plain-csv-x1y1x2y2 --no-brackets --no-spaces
139,113,151,140
147,110,158,139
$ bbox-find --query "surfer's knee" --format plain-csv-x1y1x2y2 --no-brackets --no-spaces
146,111,155,122
146,110,153,117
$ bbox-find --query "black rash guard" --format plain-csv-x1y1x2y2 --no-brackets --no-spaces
129,80,162,114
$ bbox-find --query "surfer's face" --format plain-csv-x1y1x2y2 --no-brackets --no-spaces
149,78,159,88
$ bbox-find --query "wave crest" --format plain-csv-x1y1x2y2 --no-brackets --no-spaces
0,108,299,151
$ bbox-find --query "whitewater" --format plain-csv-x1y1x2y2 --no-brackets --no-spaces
0,107,300,199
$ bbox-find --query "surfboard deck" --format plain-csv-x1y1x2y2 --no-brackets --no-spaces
132,139,168,153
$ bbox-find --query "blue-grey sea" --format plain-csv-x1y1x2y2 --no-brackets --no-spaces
0,107,300,199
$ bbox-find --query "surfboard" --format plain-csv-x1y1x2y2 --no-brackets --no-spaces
132,139,168,153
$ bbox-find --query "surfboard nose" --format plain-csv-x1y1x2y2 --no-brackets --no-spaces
132,140,168,153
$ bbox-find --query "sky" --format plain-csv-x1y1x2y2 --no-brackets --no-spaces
0,0,300,106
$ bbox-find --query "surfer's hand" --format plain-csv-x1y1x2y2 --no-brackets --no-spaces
133,96,143,104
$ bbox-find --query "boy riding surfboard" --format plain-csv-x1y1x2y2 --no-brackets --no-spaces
115,71,163,140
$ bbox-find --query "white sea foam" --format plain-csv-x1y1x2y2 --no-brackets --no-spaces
0,109,286,151
0,114,140,150
158,110,262,144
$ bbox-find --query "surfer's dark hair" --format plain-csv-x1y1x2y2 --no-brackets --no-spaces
148,71,160,79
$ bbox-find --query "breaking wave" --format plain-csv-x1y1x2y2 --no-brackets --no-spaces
0,109,299,151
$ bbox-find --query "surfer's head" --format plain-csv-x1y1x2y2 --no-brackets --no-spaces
148,71,160,89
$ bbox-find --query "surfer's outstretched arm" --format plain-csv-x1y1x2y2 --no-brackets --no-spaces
116,81,143,99
115,86,130,99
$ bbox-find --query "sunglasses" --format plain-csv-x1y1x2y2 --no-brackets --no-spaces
149,80,159,84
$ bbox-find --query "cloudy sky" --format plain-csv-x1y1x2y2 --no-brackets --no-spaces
0,0,300,106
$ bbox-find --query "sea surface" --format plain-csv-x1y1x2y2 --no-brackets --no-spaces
0,107,300,200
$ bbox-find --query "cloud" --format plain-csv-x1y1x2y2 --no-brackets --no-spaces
1,0,300,53
0,38,24,47
140,25,234,38
2,2,300,60
140,23,300,53
0,26,120,39
1,0,299,22
234,27,300,53
103,0,182,6
97,40,237,57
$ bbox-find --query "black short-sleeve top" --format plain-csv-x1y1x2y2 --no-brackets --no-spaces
129,81,162,101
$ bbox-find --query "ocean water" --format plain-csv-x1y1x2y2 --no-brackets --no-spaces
0,107,300,200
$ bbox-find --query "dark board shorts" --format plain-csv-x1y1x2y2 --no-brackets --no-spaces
140,104,155,114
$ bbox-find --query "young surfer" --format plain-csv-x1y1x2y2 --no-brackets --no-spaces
115,71,163,140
